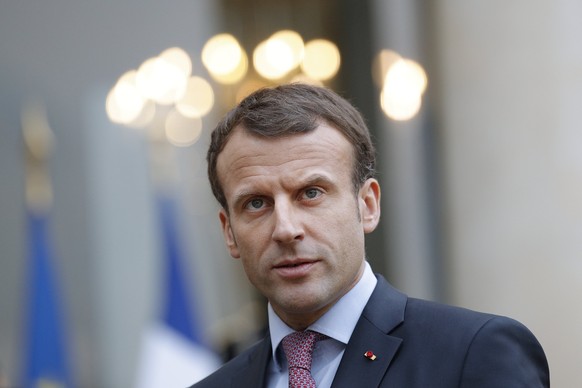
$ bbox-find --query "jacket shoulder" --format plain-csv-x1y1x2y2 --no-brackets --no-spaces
366,277,548,386
399,297,537,354
393,297,549,386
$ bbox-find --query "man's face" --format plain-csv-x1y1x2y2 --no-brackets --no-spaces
216,123,380,330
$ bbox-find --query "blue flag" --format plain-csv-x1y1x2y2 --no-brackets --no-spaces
134,195,220,388
158,194,204,344
22,210,72,388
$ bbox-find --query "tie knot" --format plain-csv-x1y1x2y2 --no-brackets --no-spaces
281,330,327,370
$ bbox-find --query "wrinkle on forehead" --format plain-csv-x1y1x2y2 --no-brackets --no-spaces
228,147,333,173
217,125,350,175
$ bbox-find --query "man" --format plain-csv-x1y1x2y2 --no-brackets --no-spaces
192,84,549,387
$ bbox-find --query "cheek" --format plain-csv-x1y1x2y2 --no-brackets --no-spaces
233,226,271,266
334,210,366,256
240,256,257,277
329,200,363,234
313,212,364,256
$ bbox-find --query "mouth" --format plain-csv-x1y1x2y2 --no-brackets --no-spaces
273,259,318,279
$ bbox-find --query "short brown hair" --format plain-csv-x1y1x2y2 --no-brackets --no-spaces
207,83,376,210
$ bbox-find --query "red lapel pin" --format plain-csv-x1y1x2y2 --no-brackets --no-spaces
364,350,377,361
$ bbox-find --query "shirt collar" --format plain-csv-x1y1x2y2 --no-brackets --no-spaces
268,261,377,369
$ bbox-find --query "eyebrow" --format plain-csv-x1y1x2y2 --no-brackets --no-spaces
300,173,335,188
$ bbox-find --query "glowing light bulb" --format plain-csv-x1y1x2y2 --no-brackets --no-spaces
301,39,341,81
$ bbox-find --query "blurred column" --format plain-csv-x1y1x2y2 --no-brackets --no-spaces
334,0,386,277
369,0,442,300
84,88,159,388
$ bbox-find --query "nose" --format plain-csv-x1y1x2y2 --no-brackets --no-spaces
271,199,304,244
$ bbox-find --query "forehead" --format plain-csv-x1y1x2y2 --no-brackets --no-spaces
216,123,354,191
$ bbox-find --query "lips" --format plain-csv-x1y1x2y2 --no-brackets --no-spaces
273,259,318,279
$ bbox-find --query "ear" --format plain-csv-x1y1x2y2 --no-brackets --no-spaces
358,178,381,234
219,208,241,259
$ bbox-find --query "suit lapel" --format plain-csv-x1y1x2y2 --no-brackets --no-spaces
231,334,272,388
331,276,407,387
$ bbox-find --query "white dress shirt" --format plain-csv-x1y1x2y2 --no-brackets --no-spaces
266,261,377,388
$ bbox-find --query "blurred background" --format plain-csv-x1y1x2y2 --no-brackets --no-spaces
1,0,581,386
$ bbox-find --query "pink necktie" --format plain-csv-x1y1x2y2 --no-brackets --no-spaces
281,330,327,388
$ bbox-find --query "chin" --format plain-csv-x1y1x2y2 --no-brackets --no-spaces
278,293,328,314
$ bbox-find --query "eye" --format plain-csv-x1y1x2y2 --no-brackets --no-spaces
302,188,322,200
244,198,265,210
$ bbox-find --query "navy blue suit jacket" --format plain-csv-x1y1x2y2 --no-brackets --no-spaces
192,275,549,387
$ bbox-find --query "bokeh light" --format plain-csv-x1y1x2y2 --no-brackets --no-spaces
164,109,203,147
202,34,247,84
106,70,147,125
379,55,428,121
385,59,428,95
271,30,304,69
301,39,341,81
135,57,188,105
372,49,402,88
213,49,248,84
380,88,422,121
106,34,346,145
107,46,214,146
159,47,193,78
176,76,215,118
253,39,292,80
253,30,304,80
21,100,55,160
126,99,156,129
403,59,428,94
